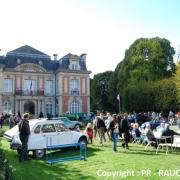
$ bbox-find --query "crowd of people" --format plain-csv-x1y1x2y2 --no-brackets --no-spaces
2,110,180,160
0,112,22,129
84,110,180,152
85,112,130,152
0,112,30,162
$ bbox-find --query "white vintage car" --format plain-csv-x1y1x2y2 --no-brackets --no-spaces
4,119,87,158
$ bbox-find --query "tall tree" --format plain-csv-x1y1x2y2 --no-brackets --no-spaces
123,79,177,112
173,63,180,108
91,71,113,112
115,37,175,111
116,37,175,90
107,71,119,112
91,37,176,113
153,79,177,111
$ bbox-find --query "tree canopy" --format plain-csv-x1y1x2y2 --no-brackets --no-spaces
91,71,115,112
116,37,175,90
91,37,177,113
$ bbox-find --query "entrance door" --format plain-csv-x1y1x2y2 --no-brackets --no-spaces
24,101,35,115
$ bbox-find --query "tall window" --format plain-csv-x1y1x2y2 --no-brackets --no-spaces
70,101,80,113
24,80,35,91
72,63,77,70
46,102,52,115
4,79,13,92
46,80,53,94
71,61,79,70
71,79,79,90
4,101,11,114
71,79,79,95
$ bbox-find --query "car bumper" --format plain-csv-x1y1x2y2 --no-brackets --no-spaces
10,141,21,150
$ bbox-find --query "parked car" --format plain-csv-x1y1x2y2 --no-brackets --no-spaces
50,117,83,129
4,119,87,158
59,112,85,121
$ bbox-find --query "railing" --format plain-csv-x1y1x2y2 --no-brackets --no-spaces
71,89,79,96
46,135,86,164
14,89,45,96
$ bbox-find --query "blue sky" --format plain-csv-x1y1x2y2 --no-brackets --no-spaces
0,0,179,77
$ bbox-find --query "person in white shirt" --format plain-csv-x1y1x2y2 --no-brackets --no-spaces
105,112,113,140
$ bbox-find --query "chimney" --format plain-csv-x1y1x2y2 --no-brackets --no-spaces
53,54,58,61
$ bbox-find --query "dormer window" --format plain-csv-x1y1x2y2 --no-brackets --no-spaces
39,60,43,65
72,62,78,70
17,58,21,64
69,58,80,70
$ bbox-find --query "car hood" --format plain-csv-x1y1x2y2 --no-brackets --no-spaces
4,125,19,140
4,123,34,140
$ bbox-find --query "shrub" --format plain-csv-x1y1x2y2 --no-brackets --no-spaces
0,139,14,180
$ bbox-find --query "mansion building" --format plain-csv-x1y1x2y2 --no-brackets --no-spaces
0,45,91,118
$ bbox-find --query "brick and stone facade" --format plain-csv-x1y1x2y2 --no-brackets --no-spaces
0,45,91,118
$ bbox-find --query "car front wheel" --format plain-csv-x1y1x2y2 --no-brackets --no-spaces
33,149,45,158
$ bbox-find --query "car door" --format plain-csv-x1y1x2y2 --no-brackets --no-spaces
41,123,59,147
29,122,73,148
55,123,73,145
28,124,45,150
29,123,59,149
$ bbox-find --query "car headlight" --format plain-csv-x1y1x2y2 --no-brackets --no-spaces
12,135,21,144
10,135,21,150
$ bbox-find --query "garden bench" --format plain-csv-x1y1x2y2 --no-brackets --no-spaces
45,137,86,164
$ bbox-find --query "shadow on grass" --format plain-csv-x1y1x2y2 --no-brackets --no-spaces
1,143,102,180
83,141,159,156
3,148,97,180
108,143,159,156
45,146,103,159
119,148,158,156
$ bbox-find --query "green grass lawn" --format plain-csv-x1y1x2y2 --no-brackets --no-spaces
1,126,180,180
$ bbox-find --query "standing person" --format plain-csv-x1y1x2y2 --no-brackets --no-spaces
109,114,119,152
18,113,30,162
97,112,106,144
85,123,94,144
14,113,21,125
105,112,113,140
9,114,15,129
177,113,180,131
0,113,5,128
120,113,130,149
93,116,98,138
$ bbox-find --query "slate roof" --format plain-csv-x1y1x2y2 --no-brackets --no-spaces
7,45,50,58
0,45,88,72
58,53,87,71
